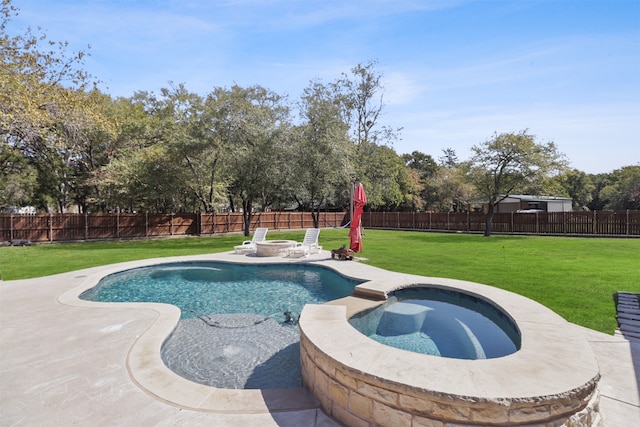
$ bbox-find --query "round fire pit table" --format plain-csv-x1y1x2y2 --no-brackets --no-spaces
255,240,297,257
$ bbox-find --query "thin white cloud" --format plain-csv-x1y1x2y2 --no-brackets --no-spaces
215,0,464,30
384,71,425,105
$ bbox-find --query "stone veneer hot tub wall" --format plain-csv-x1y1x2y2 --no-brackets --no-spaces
299,278,602,427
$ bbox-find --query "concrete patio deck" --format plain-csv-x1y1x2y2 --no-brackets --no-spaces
1,251,638,426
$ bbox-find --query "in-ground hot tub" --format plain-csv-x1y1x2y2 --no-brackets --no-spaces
299,277,602,427
348,286,520,360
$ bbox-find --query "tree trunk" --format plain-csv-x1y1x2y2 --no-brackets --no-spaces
228,194,236,213
241,197,253,236
484,203,494,237
311,207,320,228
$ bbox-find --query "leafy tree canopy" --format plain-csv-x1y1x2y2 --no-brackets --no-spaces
469,130,567,236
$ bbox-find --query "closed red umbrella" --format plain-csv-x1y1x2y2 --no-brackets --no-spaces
349,183,366,252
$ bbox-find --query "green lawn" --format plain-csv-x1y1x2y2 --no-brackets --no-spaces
1,229,638,335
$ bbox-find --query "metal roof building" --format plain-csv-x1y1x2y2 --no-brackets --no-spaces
469,195,573,213
495,195,573,213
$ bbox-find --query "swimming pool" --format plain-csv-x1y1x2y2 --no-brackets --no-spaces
59,254,601,423
80,261,362,389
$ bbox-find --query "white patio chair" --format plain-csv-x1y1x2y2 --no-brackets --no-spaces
286,228,322,257
234,227,268,253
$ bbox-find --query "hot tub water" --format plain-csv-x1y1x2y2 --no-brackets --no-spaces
349,287,520,359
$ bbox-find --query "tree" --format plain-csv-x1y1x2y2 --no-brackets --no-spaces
210,85,291,235
551,168,595,210
40,89,114,212
469,130,566,236
90,94,169,212
331,61,411,210
1,1,95,140
432,162,474,212
357,142,411,210
157,84,227,213
403,151,438,179
292,81,352,227
398,167,424,211
430,149,473,212
597,166,640,210
95,87,225,213
403,151,439,211
97,144,185,212
0,137,37,209
1,0,110,212
438,148,459,168
334,60,401,147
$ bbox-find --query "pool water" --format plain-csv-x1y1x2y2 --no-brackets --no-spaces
81,261,361,389
349,287,520,360
81,262,360,322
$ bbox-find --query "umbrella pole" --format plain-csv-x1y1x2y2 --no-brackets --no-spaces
350,181,354,223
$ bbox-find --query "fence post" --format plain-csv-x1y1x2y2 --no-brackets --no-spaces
145,212,149,237
413,211,416,230
447,211,450,231
170,213,174,235
593,211,597,236
85,212,89,240
10,213,14,242
627,210,630,236
116,210,120,239
397,211,400,229
49,213,53,242
429,211,432,230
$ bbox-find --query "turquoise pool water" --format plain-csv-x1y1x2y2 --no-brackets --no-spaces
81,261,360,322
80,261,362,389
349,287,521,360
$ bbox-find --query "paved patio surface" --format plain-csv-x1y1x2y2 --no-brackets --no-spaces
1,252,638,426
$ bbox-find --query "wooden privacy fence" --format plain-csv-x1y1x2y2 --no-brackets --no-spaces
361,210,640,237
2,210,639,243
0,211,346,243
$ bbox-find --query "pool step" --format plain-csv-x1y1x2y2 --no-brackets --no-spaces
376,302,429,336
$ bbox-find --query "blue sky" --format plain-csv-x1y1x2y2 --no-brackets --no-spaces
7,0,640,174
